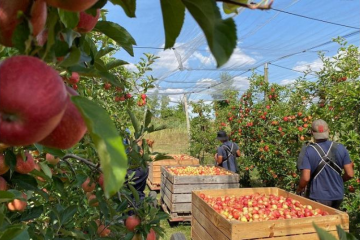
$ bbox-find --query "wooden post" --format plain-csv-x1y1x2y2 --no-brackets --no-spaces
183,94,191,143
264,62,269,101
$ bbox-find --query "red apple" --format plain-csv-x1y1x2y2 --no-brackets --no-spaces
46,153,60,165
0,176,8,190
68,72,80,84
87,194,99,207
348,185,355,193
15,152,36,174
104,83,111,90
0,0,47,47
0,154,10,175
7,193,27,212
82,177,95,192
125,215,141,232
44,0,98,12
76,9,100,33
98,173,104,189
146,228,156,240
0,56,68,146
39,87,87,149
97,224,110,237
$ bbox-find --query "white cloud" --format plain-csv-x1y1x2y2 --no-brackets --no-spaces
293,59,323,72
158,88,184,102
280,79,296,85
222,47,256,68
196,78,216,86
151,43,189,72
232,76,250,89
124,63,137,72
190,52,215,66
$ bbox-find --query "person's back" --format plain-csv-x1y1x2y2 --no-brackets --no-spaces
301,140,349,201
296,119,354,209
214,131,240,173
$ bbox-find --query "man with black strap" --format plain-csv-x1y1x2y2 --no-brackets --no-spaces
296,119,354,209
214,131,240,173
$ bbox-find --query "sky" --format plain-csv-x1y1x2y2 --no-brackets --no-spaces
104,0,360,103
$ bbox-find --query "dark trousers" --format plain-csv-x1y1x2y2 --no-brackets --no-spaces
311,199,343,209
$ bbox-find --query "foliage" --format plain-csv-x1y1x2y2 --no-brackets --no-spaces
190,39,360,236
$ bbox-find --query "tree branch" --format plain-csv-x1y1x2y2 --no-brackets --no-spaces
61,154,101,172
216,0,273,10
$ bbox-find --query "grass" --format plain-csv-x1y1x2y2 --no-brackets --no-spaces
145,127,261,239
145,127,192,239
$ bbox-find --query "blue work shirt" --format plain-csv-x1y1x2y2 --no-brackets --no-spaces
217,141,239,173
299,140,351,200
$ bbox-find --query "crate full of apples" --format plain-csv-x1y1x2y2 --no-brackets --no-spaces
160,165,239,222
192,188,349,240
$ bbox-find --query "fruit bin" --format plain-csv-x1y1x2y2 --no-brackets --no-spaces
147,154,199,190
191,188,349,240
161,165,239,222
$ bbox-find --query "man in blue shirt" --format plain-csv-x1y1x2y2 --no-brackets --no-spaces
296,119,354,209
214,130,240,173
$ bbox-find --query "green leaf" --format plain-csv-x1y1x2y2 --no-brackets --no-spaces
336,225,357,240
53,177,65,195
96,46,116,59
182,0,237,67
110,0,136,18
153,154,174,161
94,21,136,56
60,47,81,67
128,184,140,203
0,191,15,203
11,175,48,199
160,0,185,49
20,206,43,222
58,9,79,29
124,232,135,240
313,222,338,240
5,150,16,171
144,110,153,128
127,110,140,133
106,59,129,70
11,230,30,240
67,66,123,88
11,21,30,53
223,0,248,14
0,224,28,240
71,96,128,198
42,147,65,158
44,9,59,58
60,206,78,225
39,162,53,178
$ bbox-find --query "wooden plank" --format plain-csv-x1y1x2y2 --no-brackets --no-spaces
152,158,199,166
164,180,239,193
231,214,347,239
192,204,229,240
146,179,160,191
161,184,192,203
161,165,239,184
192,188,278,197
162,192,192,213
192,192,233,239
192,218,216,240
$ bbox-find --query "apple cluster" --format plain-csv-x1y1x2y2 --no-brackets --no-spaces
199,193,330,222
125,215,156,240
0,1,103,149
166,166,232,176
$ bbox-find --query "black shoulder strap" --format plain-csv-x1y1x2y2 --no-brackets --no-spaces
309,142,342,180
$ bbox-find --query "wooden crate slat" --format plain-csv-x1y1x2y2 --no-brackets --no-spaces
161,165,239,184
231,214,346,239
192,192,232,239
151,159,199,169
163,178,239,193
192,188,349,240
192,204,229,240
162,190,192,213
192,217,216,240
161,184,191,203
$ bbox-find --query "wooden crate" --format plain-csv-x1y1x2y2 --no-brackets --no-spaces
192,188,349,240
147,154,199,190
161,165,239,222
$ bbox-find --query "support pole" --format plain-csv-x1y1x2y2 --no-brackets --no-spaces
183,94,191,143
264,62,269,101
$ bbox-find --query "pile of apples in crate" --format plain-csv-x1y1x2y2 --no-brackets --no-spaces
166,166,232,176
199,193,330,222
